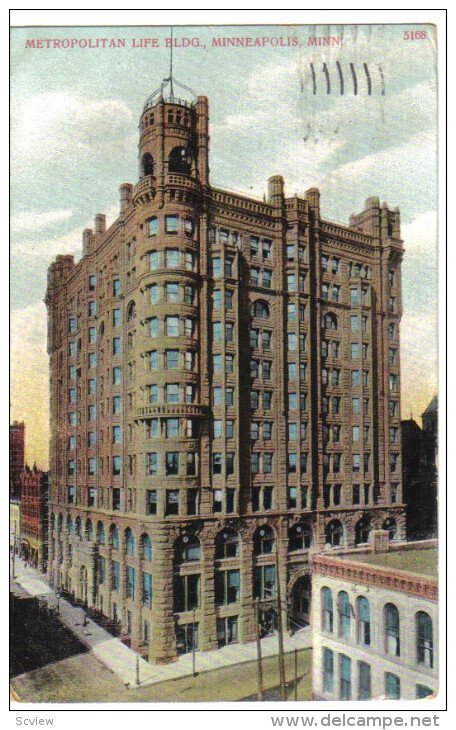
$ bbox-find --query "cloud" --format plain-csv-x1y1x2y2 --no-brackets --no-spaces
11,91,133,161
11,209,73,234
11,204,119,263
401,210,437,253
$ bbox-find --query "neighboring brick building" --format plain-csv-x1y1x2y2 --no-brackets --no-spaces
19,465,49,571
10,421,25,499
311,539,438,700
402,396,438,539
46,82,405,664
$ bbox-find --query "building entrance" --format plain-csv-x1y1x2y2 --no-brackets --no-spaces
291,574,311,630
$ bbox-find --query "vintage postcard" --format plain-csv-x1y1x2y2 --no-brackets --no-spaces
9,9,444,715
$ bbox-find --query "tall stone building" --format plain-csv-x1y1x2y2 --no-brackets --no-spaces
10,421,25,499
46,82,405,664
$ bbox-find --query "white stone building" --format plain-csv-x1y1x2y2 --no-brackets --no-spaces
311,539,438,701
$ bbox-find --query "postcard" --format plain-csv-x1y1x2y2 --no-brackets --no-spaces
9,11,444,715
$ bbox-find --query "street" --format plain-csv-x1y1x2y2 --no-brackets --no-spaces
10,585,312,703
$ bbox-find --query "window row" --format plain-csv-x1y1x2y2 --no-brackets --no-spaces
147,214,194,237
321,590,434,667
148,282,196,305
148,249,197,271
148,315,196,338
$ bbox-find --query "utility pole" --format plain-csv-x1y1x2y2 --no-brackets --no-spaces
135,654,140,686
294,648,298,701
276,549,286,700
12,522,16,579
192,608,197,677
255,597,264,701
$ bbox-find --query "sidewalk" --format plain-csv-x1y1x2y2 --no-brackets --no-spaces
11,561,312,689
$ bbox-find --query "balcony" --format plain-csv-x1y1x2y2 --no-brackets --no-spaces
135,403,209,419
133,176,156,207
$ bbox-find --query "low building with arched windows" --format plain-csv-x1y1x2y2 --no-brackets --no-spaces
311,538,438,701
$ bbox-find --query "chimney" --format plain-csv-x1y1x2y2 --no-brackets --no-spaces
119,183,133,214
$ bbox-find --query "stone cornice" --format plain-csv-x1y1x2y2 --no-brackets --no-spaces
311,553,438,601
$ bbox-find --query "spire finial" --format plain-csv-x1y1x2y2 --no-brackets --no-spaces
169,26,174,102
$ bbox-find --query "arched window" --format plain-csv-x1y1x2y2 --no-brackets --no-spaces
253,526,275,556
383,518,397,541
75,516,81,537
252,300,270,319
142,152,154,177
416,612,433,668
215,529,240,559
110,524,119,550
66,515,74,534
384,603,400,656
126,301,136,322
85,519,93,541
141,533,153,561
357,596,371,646
325,520,343,547
338,591,351,638
125,528,136,557
288,523,312,552
321,587,333,632
174,534,201,564
97,521,106,545
168,146,193,175
322,313,338,330
355,517,371,545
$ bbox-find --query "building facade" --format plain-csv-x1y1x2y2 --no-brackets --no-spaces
402,395,438,539
19,465,49,571
311,540,438,700
10,421,25,500
46,85,405,664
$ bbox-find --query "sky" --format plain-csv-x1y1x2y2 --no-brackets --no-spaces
10,23,438,467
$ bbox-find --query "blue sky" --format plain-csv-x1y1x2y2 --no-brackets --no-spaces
10,23,438,464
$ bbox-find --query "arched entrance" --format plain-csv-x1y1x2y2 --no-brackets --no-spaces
259,607,278,637
79,565,88,604
291,574,312,629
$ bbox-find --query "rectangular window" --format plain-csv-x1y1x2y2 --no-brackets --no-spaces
165,316,179,337
113,337,122,355
165,216,179,234
165,349,179,369
351,315,359,332
146,489,157,515
126,566,135,599
112,561,120,590
166,282,179,302
148,217,158,236
339,655,352,700
149,317,159,338
323,648,334,694
212,257,222,277
165,452,179,476
253,565,276,600
166,490,179,515
215,570,240,606
142,573,152,607
146,452,158,475
358,662,371,700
